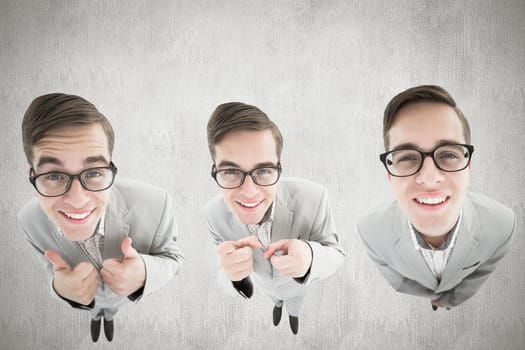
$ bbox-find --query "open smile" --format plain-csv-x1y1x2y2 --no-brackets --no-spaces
413,196,450,211
236,200,264,211
59,209,95,223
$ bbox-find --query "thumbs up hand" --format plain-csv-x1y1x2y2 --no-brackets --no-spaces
45,250,99,305
101,237,146,297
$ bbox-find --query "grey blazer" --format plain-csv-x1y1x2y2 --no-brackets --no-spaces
18,178,184,310
357,191,515,308
205,177,345,301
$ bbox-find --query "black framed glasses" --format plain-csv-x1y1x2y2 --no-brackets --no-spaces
211,163,282,189
29,162,118,197
380,144,474,177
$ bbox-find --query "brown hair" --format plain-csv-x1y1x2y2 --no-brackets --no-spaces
207,102,283,161
22,93,114,165
383,85,471,150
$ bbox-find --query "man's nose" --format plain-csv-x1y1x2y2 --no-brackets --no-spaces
415,156,445,185
63,178,90,207
239,174,260,196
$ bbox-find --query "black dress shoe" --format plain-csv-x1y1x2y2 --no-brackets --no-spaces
273,306,283,326
90,319,101,342
103,319,114,342
289,315,299,335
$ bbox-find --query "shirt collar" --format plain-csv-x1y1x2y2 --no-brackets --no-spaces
266,199,276,222
408,211,462,251
97,213,106,237
248,198,276,229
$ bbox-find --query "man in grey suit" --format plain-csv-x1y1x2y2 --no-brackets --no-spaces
204,102,345,334
357,85,515,309
18,93,184,342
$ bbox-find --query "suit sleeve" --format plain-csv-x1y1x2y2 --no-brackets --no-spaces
436,214,516,308
356,223,441,300
138,192,184,300
19,223,95,310
301,188,346,285
206,219,254,298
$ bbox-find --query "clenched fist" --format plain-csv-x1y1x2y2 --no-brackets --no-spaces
217,235,262,281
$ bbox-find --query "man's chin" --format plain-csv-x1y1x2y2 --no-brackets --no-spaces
60,230,91,241
409,206,462,233
410,215,453,237
57,221,97,241
238,218,263,225
236,211,265,225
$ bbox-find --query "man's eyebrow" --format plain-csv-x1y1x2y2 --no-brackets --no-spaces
390,143,418,151
391,139,463,152
434,139,464,147
36,155,109,170
253,162,278,168
217,161,240,169
36,156,63,168
84,155,110,166
216,161,278,169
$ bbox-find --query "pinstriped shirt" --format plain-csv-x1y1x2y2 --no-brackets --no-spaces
77,214,105,268
408,212,462,281
248,201,275,251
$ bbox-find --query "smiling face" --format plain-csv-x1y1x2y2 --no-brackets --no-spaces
387,102,471,237
32,124,112,241
214,129,279,225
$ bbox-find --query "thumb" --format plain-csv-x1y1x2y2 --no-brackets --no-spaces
217,241,238,257
235,235,262,250
217,236,261,258
264,239,290,258
121,237,139,259
45,250,71,271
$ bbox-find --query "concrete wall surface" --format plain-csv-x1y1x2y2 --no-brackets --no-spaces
1,1,523,349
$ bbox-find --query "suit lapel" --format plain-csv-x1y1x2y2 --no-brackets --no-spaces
103,186,130,260
271,184,294,242
438,198,479,290
230,213,251,240
394,209,438,290
51,227,87,266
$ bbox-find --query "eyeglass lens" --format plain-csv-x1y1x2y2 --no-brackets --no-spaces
386,145,471,176
34,167,115,196
215,167,279,188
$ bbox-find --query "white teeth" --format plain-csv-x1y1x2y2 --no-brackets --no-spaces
416,197,446,205
64,212,90,219
240,202,259,208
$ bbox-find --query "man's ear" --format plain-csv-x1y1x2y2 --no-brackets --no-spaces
467,162,472,186
27,167,39,197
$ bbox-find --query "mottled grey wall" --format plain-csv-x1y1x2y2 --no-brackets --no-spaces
1,1,524,349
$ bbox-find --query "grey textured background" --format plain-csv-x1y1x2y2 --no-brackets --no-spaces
1,1,524,349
